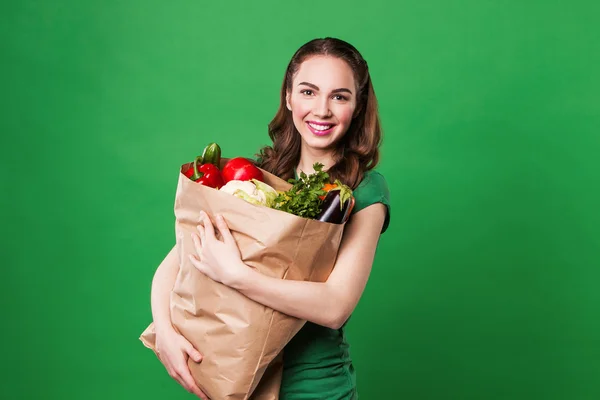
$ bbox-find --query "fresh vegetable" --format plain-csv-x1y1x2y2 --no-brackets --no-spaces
315,180,355,224
220,179,278,207
184,143,224,189
252,179,278,207
222,157,264,183
273,163,329,219
201,142,221,166
319,183,339,200
184,156,225,188
218,159,356,223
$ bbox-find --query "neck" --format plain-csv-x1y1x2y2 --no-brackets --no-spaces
296,142,336,176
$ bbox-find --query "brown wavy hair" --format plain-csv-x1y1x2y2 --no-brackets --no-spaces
255,37,382,189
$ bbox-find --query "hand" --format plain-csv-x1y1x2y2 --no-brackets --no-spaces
155,326,208,399
189,210,249,287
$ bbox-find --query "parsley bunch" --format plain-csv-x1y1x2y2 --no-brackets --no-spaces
274,163,330,218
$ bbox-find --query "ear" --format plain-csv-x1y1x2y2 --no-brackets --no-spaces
285,91,292,111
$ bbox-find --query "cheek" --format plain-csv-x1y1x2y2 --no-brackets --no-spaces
336,106,355,126
290,99,312,121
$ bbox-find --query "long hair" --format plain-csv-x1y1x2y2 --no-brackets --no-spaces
255,37,382,189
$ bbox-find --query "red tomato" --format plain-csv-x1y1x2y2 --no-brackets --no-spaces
222,157,264,183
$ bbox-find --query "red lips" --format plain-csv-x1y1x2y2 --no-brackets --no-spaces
306,121,335,136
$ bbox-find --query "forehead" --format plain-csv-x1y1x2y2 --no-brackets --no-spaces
293,56,356,90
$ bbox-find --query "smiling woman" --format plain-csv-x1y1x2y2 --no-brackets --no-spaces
149,37,391,400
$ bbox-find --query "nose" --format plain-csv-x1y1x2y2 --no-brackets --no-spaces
312,96,332,118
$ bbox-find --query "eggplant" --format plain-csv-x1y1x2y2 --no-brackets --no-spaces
316,181,355,224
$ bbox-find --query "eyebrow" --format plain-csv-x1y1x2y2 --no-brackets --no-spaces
298,81,353,95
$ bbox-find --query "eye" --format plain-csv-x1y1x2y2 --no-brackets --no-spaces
301,89,314,96
332,94,348,101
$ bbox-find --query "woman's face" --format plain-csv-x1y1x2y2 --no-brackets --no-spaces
286,56,357,152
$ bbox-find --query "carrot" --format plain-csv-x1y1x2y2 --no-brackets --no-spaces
319,183,338,200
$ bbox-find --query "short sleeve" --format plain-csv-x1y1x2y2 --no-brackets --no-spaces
351,170,391,233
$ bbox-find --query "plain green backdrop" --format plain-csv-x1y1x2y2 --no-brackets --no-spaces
2,0,599,399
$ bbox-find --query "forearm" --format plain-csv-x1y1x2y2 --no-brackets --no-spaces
231,264,346,329
150,245,179,334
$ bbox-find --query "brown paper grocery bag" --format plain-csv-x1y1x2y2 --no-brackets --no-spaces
140,160,345,400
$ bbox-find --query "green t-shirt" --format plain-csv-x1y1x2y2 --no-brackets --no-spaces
280,169,391,399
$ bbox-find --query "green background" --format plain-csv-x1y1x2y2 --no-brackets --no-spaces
2,0,599,399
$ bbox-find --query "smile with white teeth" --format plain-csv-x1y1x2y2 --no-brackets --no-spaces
308,122,334,131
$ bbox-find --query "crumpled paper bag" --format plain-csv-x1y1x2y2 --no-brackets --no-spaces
141,160,345,399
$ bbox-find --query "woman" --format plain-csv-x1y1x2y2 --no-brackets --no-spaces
151,37,391,399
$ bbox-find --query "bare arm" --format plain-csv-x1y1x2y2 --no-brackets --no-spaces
149,245,207,399
150,245,179,334
229,203,387,329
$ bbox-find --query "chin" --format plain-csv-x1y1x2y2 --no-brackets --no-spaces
300,130,345,151
301,135,338,151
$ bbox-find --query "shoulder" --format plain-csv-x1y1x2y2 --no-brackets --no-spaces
353,170,391,209
351,170,391,233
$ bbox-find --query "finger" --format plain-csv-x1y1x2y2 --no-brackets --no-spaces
178,367,204,398
188,256,214,279
196,224,206,246
188,254,206,274
171,372,191,393
200,211,216,241
197,388,209,400
215,214,235,245
192,233,203,256
195,385,209,400
185,342,203,363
